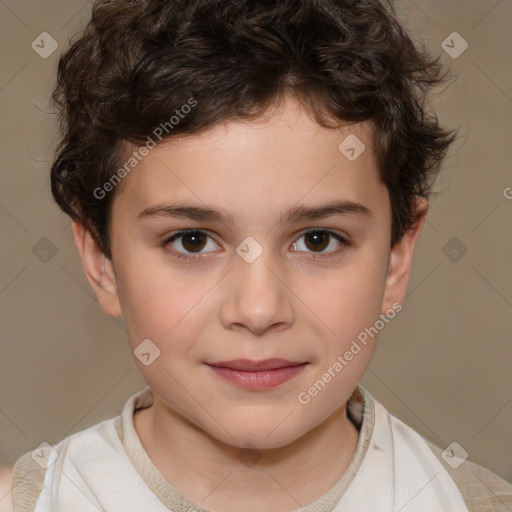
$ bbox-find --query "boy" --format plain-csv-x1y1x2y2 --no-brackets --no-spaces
3,0,512,510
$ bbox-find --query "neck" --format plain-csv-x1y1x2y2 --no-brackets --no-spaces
134,397,360,512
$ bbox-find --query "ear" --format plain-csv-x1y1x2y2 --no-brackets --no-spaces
71,219,123,318
381,197,428,314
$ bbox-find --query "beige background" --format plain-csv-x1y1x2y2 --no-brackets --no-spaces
0,0,511,486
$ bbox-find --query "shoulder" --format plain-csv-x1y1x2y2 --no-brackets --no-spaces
7,418,122,512
425,439,512,512
0,465,14,512
364,390,512,511
9,450,48,512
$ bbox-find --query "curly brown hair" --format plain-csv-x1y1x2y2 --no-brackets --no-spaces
51,0,457,260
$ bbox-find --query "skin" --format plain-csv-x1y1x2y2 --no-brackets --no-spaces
0,466,13,512
72,95,426,512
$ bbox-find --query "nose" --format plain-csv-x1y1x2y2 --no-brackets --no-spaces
219,247,294,336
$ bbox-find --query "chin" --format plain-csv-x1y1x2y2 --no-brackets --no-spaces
207,416,306,451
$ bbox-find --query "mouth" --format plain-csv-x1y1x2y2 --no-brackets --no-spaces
205,359,308,390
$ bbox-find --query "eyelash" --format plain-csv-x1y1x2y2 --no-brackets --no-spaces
161,229,350,261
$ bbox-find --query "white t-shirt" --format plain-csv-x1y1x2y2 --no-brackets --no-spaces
12,384,512,511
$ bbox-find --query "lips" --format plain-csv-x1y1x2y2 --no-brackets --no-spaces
206,358,305,371
205,359,308,390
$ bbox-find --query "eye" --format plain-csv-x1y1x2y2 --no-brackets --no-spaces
291,229,348,257
162,230,220,260
162,228,349,261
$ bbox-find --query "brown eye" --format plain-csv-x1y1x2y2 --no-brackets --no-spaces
304,231,330,252
163,230,220,260
292,229,348,256
181,231,208,252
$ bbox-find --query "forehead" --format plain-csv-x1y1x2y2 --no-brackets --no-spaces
112,98,387,223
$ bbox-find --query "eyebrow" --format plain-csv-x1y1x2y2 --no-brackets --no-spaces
137,200,373,224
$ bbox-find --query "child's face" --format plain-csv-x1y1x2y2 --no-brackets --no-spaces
77,96,423,449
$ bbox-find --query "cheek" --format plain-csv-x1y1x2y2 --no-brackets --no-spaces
115,266,224,376
307,256,388,340
113,253,200,345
